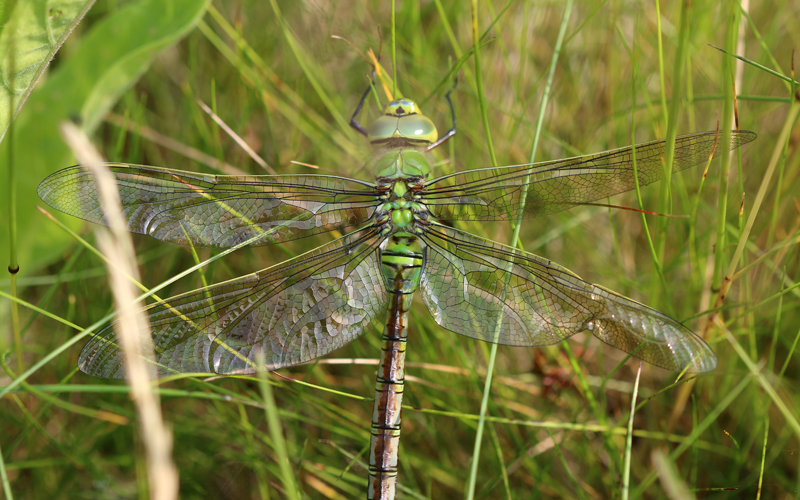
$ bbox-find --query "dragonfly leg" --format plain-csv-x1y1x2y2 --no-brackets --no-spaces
350,73,376,137
425,76,458,151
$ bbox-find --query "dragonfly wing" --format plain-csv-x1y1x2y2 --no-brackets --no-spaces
419,224,716,373
79,227,389,379
38,164,380,248
423,130,756,221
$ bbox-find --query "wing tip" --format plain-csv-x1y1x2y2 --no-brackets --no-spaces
732,129,758,147
683,347,718,373
37,165,90,212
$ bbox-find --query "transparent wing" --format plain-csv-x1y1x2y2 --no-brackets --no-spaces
423,130,756,221
419,224,716,373
38,164,381,248
79,227,389,379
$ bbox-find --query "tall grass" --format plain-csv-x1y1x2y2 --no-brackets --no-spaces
2,1,799,498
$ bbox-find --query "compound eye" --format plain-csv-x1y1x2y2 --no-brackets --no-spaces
395,114,438,144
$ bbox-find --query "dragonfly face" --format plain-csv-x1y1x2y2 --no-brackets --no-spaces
367,98,439,147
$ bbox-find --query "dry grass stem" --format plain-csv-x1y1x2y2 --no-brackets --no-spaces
59,122,179,500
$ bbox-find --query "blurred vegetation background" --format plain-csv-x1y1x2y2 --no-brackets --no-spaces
1,0,799,498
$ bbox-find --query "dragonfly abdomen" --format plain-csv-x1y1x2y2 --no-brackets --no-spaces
380,232,423,295
368,232,422,499
368,290,410,500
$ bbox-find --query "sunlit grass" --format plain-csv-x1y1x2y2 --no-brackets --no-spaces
3,1,800,499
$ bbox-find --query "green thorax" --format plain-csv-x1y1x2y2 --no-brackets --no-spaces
370,147,431,181
369,147,430,231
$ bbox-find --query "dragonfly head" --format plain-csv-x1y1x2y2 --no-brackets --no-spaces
367,98,439,147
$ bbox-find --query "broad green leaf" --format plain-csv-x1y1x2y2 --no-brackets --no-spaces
0,0,96,143
0,0,211,273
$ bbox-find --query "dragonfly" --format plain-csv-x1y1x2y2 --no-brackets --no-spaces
38,80,756,500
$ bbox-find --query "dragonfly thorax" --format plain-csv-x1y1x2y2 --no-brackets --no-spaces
367,98,438,147
370,144,432,235
370,147,432,179
375,195,429,234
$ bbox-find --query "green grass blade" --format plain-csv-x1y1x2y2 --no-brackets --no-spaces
621,363,642,500
654,0,668,129
465,2,496,497
654,0,692,306
258,363,301,500
711,2,739,297
621,16,671,316
756,416,769,500
708,44,800,88
6,48,22,372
